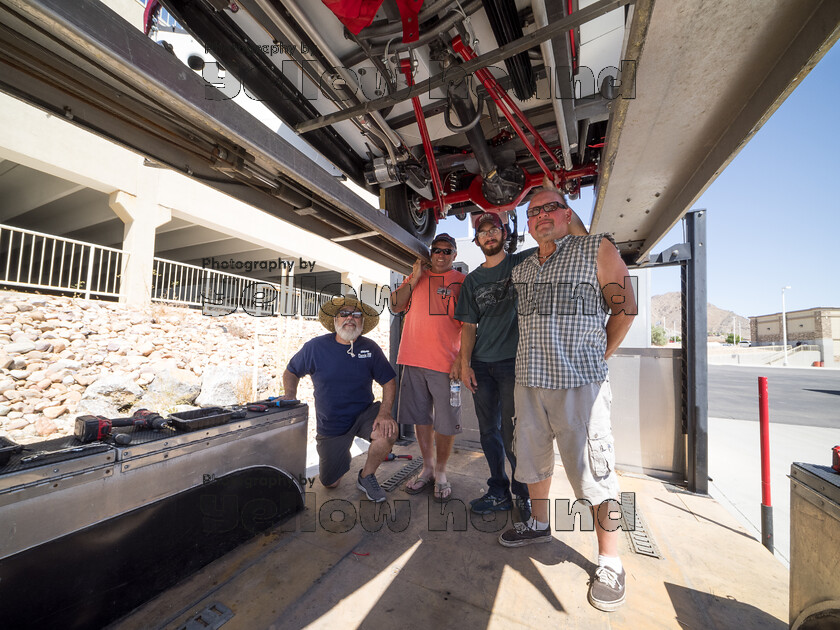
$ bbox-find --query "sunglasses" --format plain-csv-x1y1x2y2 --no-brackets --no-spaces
431,247,454,255
477,227,501,239
337,310,363,319
526,201,569,218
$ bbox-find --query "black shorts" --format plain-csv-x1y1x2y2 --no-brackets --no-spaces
315,402,380,486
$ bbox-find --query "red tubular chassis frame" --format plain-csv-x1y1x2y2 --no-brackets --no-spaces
402,36,599,222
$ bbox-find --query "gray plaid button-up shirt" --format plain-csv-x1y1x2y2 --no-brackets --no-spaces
512,233,612,389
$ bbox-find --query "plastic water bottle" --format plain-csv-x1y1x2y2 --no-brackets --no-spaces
450,379,461,407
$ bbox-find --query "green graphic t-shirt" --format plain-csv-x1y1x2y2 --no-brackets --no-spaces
454,248,535,363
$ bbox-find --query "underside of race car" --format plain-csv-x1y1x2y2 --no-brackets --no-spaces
146,0,630,246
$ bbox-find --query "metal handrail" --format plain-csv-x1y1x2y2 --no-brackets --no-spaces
762,344,820,364
0,223,124,299
0,222,333,319
152,257,327,318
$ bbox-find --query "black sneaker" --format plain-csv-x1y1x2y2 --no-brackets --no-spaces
588,566,626,611
471,492,512,514
514,496,531,523
498,520,552,547
357,470,386,503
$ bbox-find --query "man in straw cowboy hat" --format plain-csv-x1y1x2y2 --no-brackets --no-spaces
281,296,397,502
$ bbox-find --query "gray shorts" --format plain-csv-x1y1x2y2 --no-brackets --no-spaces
397,366,462,435
513,380,619,506
316,402,380,486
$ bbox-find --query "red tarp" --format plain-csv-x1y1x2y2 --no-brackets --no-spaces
321,0,385,35
321,0,424,42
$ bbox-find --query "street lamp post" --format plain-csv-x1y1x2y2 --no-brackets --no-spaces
782,286,791,366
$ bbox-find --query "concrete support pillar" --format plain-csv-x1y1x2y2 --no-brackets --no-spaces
816,314,835,366
108,171,171,306
816,338,834,366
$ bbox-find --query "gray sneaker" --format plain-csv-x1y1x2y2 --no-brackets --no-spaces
588,566,626,611
498,520,552,547
357,470,386,503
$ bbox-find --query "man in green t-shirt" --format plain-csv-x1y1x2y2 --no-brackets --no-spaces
455,206,587,522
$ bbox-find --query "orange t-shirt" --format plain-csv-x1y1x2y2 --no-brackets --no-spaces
396,268,465,373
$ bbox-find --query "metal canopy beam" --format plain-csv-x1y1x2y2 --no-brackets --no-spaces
592,0,840,261
331,231,379,242
636,0,840,261
0,0,428,274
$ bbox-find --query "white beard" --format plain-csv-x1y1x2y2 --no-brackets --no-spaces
336,321,362,342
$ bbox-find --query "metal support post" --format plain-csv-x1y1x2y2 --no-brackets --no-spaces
389,271,411,439
683,210,708,494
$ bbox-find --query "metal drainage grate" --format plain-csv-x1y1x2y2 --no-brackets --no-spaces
380,457,424,492
619,492,662,559
178,602,233,630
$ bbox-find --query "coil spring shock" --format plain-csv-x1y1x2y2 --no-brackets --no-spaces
446,170,465,193
553,147,566,170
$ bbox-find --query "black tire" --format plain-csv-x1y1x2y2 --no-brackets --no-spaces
385,184,436,246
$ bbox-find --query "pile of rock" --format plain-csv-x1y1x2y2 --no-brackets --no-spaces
0,292,390,444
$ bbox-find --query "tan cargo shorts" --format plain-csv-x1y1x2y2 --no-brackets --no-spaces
512,380,619,506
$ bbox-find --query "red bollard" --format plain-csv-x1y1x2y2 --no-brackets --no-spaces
758,376,774,553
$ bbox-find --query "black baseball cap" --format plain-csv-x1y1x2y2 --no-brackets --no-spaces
473,212,504,231
432,233,457,250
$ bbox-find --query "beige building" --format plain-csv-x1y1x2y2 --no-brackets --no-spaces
750,308,840,366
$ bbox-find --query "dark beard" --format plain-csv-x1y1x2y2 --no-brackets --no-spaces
479,239,505,256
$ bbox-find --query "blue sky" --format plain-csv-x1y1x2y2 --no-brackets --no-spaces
440,42,840,319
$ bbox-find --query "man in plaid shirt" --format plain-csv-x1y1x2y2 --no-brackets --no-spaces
498,188,636,613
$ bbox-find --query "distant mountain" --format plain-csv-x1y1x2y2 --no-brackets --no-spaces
651,292,750,337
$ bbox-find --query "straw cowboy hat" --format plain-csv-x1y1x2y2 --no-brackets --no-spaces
318,296,380,335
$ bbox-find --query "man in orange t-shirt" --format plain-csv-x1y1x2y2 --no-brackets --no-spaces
392,233,465,502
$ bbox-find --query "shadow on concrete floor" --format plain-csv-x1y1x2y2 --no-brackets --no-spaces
666,582,787,630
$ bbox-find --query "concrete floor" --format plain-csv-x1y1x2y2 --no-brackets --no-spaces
115,446,789,630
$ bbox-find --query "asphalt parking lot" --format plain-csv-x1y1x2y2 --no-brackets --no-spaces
709,365,839,427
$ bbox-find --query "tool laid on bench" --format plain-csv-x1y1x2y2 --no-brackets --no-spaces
250,397,300,408
74,409,168,443
225,406,248,419
21,442,110,464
